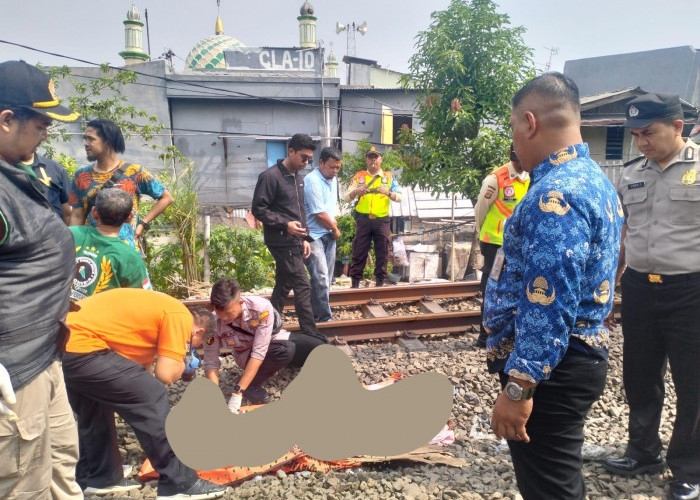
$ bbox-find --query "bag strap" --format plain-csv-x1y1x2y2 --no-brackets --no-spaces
84,163,131,221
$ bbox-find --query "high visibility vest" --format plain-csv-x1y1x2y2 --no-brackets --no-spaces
479,163,529,246
354,170,393,218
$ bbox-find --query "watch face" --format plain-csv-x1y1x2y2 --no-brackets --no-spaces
506,382,522,400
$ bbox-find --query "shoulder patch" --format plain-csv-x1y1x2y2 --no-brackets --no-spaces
259,310,270,323
623,155,646,167
205,337,214,345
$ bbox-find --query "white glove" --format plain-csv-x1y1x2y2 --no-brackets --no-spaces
0,362,18,421
227,392,243,414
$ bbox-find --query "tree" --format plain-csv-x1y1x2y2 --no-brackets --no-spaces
399,0,534,200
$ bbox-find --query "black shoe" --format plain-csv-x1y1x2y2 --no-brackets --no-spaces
243,385,270,405
84,478,141,495
669,481,699,500
375,279,384,287
603,454,666,476
351,278,360,288
156,478,228,499
475,332,488,348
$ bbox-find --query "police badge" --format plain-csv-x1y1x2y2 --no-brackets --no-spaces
681,169,697,186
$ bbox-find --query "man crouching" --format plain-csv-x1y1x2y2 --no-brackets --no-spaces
199,278,327,414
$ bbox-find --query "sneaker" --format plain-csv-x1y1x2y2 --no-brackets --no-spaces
84,478,141,495
375,279,384,287
669,481,699,500
156,478,228,499
351,278,360,288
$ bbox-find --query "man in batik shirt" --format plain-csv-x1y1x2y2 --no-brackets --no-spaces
483,72,623,500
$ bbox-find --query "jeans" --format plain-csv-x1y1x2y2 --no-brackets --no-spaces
304,233,336,322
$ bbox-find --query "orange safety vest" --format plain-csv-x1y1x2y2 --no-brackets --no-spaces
479,163,529,246
353,170,393,218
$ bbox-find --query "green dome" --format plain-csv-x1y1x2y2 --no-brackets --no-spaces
184,34,244,70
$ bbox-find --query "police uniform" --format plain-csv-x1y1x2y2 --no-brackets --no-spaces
344,147,402,287
606,93,700,496
473,156,529,346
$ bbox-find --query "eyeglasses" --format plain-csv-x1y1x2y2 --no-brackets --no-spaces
299,154,312,163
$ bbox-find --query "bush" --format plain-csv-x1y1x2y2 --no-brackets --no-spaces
208,225,275,291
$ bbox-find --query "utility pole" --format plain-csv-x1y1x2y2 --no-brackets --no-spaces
544,46,559,72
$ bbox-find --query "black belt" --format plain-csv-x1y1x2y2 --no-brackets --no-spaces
626,267,700,284
355,212,387,220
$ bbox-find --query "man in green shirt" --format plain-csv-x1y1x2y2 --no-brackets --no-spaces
69,188,151,301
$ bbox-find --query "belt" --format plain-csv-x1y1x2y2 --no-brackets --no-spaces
355,212,387,220
626,268,700,284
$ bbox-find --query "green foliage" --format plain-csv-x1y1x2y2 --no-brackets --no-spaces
208,225,275,291
399,0,534,199
146,242,192,298
335,215,356,260
56,153,78,179
339,138,407,187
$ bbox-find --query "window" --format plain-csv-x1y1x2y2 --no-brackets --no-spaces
605,127,624,160
266,141,287,168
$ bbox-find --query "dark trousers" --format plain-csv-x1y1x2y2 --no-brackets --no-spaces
620,269,700,483
479,241,501,337
349,215,391,281
249,333,326,388
499,350,608,500
62,350,199,496
268,245,319,335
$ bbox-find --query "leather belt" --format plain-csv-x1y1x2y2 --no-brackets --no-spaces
627,268,700,284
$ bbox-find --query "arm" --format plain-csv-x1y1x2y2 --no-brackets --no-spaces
615,223,627,286
69,207,85,226
252,172,294,230
234,358,264,394
205,368,220,385
136,190,173,237
315,212,341,238
61,203,72,225
154,356,185,385
474,174,498,232
342,176,366,203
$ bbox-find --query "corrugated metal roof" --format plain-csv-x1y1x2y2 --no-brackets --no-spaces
390,190,473,219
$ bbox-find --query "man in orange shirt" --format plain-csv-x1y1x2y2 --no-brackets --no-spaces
63,288,228,499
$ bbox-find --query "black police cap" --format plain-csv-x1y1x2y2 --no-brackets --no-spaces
624,92,682,128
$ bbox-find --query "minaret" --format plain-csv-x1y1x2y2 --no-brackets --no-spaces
298,1,317,48
325,48,338,78
119,4,150,65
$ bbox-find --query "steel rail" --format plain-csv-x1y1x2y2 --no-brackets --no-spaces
182,280,481,309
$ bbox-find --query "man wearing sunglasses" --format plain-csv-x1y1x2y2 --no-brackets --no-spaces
252,133,324,338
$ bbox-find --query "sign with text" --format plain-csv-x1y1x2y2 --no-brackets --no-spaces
225,47,321,73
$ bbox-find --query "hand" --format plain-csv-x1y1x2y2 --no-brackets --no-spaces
603,308,617,331
302,240,311,259
287,221,307,237
491,390,532,442
227,392,243,414
377,187,390,197
0,362,18,420
134,224,144,237
331,227,341,240
355,186,368,197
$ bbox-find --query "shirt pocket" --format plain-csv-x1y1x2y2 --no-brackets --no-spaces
669,185,700,225
622,188,648,227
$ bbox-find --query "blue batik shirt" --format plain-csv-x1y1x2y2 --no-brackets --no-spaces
483,143,623,383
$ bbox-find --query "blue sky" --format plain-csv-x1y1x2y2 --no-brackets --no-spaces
1,0,697,76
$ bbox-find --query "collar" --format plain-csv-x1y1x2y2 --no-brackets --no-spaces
506,161,529,182
531,143,589,185
277,159,297,178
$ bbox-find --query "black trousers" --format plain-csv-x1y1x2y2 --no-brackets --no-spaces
349,215,391,281
479,241,501,336
62,350,199,496
620,268,700,483
499,350,607,500
268,245,319,335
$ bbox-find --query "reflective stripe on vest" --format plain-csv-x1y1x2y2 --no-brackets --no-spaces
355,172,393,218
479,163,529,246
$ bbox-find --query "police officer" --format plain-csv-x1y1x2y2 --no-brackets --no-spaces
344,146,402,288
604,93,700,500
473,144,529,347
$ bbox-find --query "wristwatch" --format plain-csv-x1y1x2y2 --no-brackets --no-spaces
505,381,536,401
233,384,243,395
138,220,151,231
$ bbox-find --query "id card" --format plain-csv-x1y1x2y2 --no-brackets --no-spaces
489,248,505,282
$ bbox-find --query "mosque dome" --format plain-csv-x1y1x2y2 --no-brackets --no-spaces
300,2,314,16
184,16,244,71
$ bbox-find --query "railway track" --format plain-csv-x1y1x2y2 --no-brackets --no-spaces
184,281,621,344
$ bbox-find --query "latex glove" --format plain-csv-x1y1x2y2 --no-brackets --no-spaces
227,392,243,414
0,363,18,421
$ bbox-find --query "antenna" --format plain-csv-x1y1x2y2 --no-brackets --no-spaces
144,8,151,56
335,20,368,57
544,46,559,72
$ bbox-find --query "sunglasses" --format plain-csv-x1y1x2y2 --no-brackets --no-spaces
299,154,313,163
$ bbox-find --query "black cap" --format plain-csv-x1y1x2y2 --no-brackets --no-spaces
365,146,382,158
624,92,682,128
0,60,79,122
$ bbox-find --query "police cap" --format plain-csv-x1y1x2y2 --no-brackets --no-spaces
624,92,683,128
365,146,382,158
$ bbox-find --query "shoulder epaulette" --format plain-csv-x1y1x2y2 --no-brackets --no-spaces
623,155,645,167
